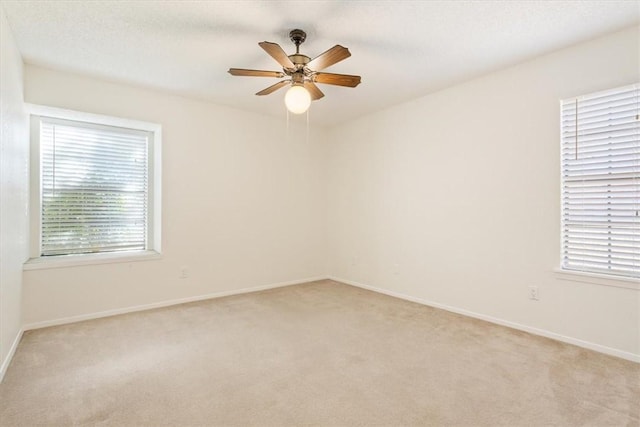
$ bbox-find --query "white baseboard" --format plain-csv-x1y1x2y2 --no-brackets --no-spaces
23,276,327,331
0,328,24,383
329,276,640,364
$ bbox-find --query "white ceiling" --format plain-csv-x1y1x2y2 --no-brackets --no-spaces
2,1,639,127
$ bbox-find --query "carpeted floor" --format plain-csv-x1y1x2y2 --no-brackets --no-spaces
1,280,638,426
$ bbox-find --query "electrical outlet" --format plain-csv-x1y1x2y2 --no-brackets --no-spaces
180,267,189,279
528,286,539,301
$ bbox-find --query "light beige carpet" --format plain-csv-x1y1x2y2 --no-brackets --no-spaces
1,280,638,426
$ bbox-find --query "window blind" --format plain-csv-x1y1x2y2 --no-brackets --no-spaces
560,83,639,279
40,118,149,256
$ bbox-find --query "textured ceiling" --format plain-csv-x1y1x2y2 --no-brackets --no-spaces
2,1,639,127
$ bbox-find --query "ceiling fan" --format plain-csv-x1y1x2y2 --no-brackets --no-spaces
228,29,361,114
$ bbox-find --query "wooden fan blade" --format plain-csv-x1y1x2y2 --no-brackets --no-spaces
304,81,325,100
259,41,295,70
228,68,285,78
314,72,361,87
256,80,290,96
306,45,351,71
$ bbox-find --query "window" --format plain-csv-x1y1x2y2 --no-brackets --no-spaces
28,106,161,266
560,83,639,280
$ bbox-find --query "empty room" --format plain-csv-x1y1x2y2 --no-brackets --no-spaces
0,1,639,425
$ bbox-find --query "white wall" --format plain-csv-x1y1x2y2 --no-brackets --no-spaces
22,66,327,325
0,7,29,379
13,24,640,363
326,26,640,360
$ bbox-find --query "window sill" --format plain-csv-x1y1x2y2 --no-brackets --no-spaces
553,268,639,290
23,250,162,271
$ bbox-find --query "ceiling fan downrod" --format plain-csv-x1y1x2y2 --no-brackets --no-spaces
289,29,306,54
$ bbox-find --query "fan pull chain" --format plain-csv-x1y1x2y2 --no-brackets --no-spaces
575,98,578,160
52,124,57,196
306,108,310,144
286,106,290,142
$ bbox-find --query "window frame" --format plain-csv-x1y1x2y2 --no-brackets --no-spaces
25,104,162,269
557,83,639,287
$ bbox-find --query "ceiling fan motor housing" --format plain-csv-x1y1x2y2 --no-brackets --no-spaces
288,54,310,67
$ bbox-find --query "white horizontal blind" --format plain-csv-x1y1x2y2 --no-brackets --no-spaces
40,118,149,256
560,83,639,279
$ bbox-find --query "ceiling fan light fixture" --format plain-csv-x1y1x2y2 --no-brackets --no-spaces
284,85,311,114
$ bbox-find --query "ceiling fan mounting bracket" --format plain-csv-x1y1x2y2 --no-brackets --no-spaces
289,29,307,53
